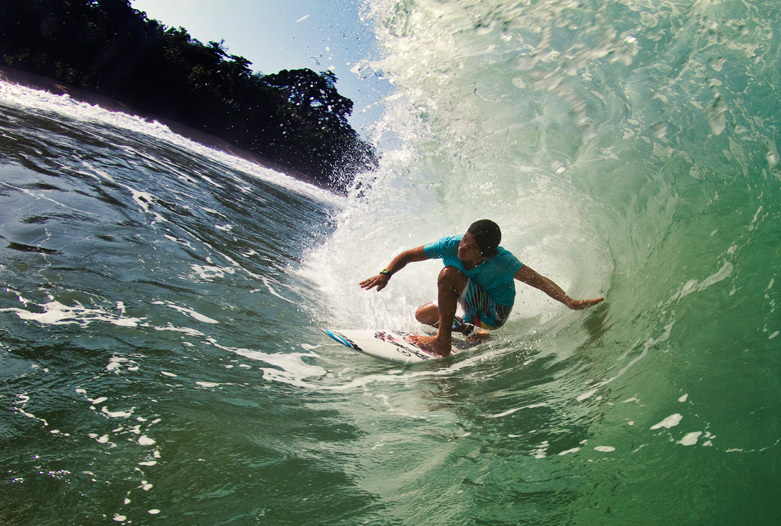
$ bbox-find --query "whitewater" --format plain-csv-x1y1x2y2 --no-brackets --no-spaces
1,0,779,524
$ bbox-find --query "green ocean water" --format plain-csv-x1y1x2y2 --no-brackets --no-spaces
1,0,779,524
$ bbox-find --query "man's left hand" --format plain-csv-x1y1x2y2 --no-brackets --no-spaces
565,297,605,310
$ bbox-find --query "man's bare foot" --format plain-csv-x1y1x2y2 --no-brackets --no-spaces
409,334,451,357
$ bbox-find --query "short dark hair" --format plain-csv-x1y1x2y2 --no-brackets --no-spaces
468,219,501,257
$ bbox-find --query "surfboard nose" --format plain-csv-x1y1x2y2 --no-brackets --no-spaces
324,329,358,349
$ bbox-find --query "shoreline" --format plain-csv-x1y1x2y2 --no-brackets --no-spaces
0,65,327,190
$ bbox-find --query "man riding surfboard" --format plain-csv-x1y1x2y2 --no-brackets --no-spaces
359,219,604,357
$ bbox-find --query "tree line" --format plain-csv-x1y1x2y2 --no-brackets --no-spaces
0,0,377,190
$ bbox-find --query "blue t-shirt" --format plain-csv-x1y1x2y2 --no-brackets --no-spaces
423,235,524,307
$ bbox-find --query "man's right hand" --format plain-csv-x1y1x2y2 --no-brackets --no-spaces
359,274,390,292
358,246,427,293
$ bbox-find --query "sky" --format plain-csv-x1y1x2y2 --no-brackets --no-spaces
130,0,390,133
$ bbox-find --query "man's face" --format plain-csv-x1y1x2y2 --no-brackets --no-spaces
458,232,483,265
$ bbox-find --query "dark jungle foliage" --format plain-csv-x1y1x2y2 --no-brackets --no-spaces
0,0,376,188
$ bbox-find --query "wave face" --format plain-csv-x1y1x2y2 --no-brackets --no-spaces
308,0,780,523
0,0,779,524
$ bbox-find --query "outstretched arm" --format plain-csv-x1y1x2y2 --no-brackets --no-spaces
359,246,429,292
514,265,604,310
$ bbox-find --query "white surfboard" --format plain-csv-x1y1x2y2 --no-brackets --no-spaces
323,329,478,364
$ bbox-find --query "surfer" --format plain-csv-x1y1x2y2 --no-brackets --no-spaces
359,219,604,357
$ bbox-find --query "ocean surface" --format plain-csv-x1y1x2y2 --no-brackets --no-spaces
1,0,779,524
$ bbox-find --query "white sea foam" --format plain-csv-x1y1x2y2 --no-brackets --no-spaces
101,406,135,418
14,394,49,427
138,435,156,446
152,301,218,324
651,414,683,430
190,264,235,281
679,432,702,446
532,441,550,459
484,403,548,419
258,276,297,304
670,262,734,303
1,296,143,328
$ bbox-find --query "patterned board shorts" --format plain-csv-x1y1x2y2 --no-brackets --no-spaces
435,278,513,333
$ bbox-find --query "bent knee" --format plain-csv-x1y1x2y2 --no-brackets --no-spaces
415,302,438,325
438,265,465,281
437,265,468,293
